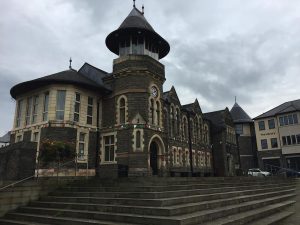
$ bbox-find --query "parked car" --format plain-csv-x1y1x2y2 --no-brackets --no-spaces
248,168,271,177
276,168,300,177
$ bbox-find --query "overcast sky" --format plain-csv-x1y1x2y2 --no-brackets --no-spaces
1,0,300,136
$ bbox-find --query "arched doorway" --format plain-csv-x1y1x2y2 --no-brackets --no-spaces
148,135,165,176
150,142,158,175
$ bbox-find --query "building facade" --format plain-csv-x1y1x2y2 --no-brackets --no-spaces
204,108,239,176
230,102,258,173
254,99,300,172
9,5,213,177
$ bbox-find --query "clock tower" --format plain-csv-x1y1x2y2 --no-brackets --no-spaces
101,4,170,176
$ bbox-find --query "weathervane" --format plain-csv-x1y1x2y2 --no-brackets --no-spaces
69,57,72,69
133,0,136,8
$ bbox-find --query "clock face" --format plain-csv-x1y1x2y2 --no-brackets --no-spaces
151,86,158,97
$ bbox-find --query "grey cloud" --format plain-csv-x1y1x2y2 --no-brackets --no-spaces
1,0,300,135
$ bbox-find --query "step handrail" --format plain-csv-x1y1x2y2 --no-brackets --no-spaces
0,157,77,192
264,163,299,175
0,175,35,191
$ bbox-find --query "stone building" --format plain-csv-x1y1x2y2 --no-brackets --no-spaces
230,102,258,173
204,108,239,176
9,5,213,177
253,99,300,172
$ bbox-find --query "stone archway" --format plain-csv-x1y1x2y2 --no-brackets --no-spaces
148,135,165,175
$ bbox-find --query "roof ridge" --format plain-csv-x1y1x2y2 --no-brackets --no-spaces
254,98,300,119
80,62,108,74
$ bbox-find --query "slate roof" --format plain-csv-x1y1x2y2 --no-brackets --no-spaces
105,7,170,59
119,7,155,31
78,63,109,87
0,132,10,143
163,91,170,101
204,110,226,129
182,103,194,112
230,102,253,123
10,66,112,99
254,99,300,120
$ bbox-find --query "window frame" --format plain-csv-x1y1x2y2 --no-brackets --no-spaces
43,92,49,121
282,136,287,146
16,99,23,128
56,90,66,121
235,124,243,135
32,131,39,142
261,139,268,149
270,138,278,148
31,95,39,124
268,119,275,129
25,97,33,126
104,135,115,162
73,92,81,122
87,96,93,125
78,132,86,160
258,121,265,131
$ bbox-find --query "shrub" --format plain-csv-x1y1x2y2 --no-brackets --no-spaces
39,139,75,165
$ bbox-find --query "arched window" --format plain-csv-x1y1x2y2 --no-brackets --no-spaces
193,118,198,143
176,108,180,136
183,117,188,139
164,108,169,135
156,101,160,126
190,119,194,143
150,99,155,124
178,148,182,165
173,148,177,165
172,107,176,135
192,151,196,166
199,119,203,142
204,125,208,143
170,107,174,137
186,150,190,166
119,98,126,124
195,118,199,142
136,130,141,148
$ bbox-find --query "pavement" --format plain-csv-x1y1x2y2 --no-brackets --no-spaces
278,178,300,225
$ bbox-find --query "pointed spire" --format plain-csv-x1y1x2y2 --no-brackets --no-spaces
69,57,72,69
142,5,144,15
133,0,136,8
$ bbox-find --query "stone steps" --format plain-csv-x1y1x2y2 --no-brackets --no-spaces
0,177,296,225
59,181,295,192
7,194,295,225
0,213,136,225
36,187,295,209
0,218,51,225
27,190,295,216
247,211,294,225
51,184,294,199
197,201,295,225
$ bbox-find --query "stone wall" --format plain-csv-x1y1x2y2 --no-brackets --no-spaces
0,142,37,181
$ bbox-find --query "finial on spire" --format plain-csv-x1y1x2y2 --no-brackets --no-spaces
133,0,136,8
142,5,144,15
235,96,237,103
69,57,72,69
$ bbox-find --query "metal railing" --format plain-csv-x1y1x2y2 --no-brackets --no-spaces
0,154,92,192
264,163,300,177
